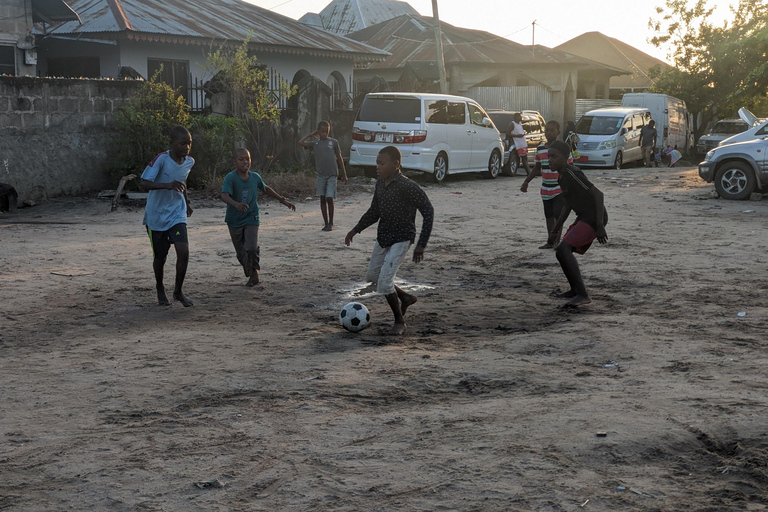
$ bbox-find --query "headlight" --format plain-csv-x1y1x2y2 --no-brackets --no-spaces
598,140,617,150
705,150,715,161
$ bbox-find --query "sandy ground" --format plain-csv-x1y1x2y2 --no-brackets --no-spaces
2,163,768,511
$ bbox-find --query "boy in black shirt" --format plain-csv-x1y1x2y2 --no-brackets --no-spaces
546,141,608,306
345,146,434,335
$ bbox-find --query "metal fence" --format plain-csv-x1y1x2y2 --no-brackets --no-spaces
467,86,552,121
187,67,293,114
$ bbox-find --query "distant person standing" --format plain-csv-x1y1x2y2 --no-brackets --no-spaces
506,113,531,176
640,119,658,168
299,120,348,231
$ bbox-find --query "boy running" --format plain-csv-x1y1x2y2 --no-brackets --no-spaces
345,146,434,335
520,120,573,249
141,126,195,307
546,141,608,306
299,120,348,231
221,148,296,286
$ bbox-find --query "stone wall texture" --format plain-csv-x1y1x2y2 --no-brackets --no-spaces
0,76,141,203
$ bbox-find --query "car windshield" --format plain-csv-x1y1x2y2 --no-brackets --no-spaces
357,97,421,123
712,121,748,134
576,115,623,136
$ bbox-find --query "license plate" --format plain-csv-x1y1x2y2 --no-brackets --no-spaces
375,133,393,143
578,156,588,162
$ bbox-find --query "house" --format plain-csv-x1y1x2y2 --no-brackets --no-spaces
299,0,418,36
0,0,80,76
32,0,388,111
556,32,671,99
345,15,628,125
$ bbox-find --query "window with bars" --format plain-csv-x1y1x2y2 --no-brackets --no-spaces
0,46,16,76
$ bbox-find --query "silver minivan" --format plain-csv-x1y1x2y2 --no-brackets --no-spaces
575,107,652,169
349,93,504,183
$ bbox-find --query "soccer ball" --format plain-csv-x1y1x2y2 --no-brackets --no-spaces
339,302,371,332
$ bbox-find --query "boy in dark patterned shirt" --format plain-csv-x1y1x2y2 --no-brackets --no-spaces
345,146,434,335
547,141,608,306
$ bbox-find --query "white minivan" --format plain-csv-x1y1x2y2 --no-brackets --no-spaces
574,107,652,169
349,93,504,183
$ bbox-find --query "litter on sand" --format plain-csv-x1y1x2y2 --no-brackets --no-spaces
737,312,747,317
194,479,226,489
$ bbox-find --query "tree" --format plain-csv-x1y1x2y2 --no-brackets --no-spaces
204,37,295,172
649,0,768,140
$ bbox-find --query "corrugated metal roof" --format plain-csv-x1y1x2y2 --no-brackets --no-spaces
556,32,670,89
299,0,418,36
39,0,388,60
32,0,81,23
348,15,626,72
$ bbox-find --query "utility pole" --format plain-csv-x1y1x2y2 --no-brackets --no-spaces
531,20,536,59
432,0,448,94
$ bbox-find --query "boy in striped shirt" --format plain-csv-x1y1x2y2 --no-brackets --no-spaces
520,120,572,249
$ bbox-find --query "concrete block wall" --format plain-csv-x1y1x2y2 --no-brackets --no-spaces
0,76,141,203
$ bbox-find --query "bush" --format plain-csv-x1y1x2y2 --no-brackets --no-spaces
188,115,244,189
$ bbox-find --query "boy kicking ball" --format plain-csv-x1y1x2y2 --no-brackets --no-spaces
345,146,434,335
546,141,608,306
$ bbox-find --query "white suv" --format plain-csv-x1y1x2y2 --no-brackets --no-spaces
349,93,504,183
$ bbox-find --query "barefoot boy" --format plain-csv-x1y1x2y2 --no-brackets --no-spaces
141,126,195,307
345,146,434,335
520,120,573,249
299,120,348,231
546,141,608,306
220,148,296,286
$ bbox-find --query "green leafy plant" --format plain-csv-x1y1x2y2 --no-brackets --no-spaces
188,115,244,189
105,74,190,185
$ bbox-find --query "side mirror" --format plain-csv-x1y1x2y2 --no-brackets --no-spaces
482,117,491,127
620,128,627,136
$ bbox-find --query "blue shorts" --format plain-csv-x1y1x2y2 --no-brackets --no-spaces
147,223,188,259
316,175,337,199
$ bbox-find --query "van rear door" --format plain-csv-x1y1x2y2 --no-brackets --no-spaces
353,95,422,159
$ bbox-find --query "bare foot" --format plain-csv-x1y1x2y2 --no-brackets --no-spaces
157,288,170,306
539,243,554,249
389,323,406,336
322,224,333,231
400,294,417,315
568,295,592,306
246,270,260,287
173,291,194,307
556,290,578,298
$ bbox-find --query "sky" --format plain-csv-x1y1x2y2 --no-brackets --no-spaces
244,0,738,64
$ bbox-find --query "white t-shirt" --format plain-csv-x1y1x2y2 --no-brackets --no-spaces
509,121,527,150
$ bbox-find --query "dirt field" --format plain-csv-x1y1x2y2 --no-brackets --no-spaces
2,163,768,511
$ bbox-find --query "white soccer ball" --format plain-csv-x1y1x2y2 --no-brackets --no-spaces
339,302,371,332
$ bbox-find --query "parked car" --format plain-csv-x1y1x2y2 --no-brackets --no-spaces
487,110,546,175
574,107,652,169
349,92,504,183
718,107,768,147
696,118,750,156
698,136,768,199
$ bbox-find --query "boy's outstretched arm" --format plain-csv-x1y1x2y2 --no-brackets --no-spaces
590,187,608,244
413,192,434,263
221,192,248,212
520,162,542,192
337,151,348,183
264,186,296,211
347,194,381,246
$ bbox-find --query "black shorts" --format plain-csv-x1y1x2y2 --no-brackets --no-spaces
147,223,188,259
542,195,565,220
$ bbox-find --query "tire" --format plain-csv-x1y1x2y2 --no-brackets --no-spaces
503,152,518,177
483,150,501,179
714,162,757,200
433,153,448,183
614,151,623,170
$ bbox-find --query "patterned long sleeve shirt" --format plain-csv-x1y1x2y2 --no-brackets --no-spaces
353,173,434,248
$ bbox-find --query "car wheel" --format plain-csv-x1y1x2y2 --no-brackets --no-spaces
714,162,756,200
433,153,448,183
483,150,501,179
503,153,518,177
614,151,623,170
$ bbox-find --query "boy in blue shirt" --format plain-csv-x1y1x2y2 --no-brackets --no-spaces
221,148,296,286
141,126,195,307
